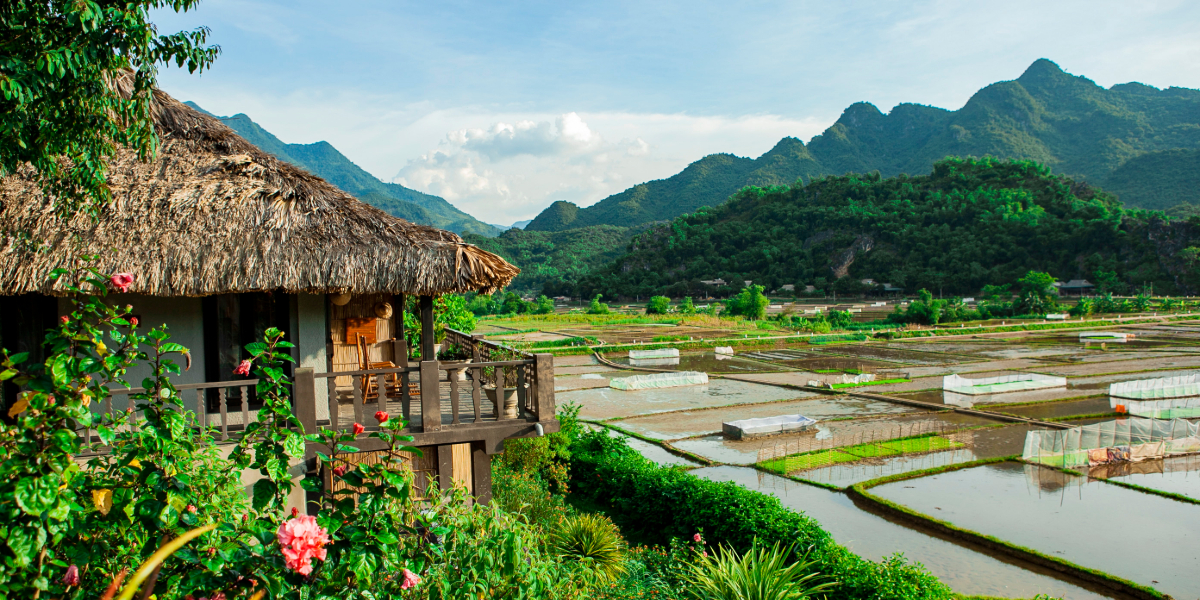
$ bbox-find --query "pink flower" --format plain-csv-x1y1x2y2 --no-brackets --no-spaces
333,465,347,477
130,317,139,328
233,360,252,376
374,410,389,424
702,551,708,558
187,504,197,514
110,273,134,293
59,315,69,325
352,422,365,435
399,568,421,590
693,533,702,543
60,564,80,586
276,515,330,576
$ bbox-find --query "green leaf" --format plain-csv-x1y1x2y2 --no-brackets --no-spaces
15,477,56,516
284,433,305,459
252,479,277,511
5,526,40,568
159,343,188,353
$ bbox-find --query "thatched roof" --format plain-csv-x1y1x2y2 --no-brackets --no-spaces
0,76,518,297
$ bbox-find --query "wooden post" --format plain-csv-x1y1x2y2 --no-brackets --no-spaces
420,360,441,432
295,368,317,438
420,295,436,361
437,444,454,492
394,338,410,419
471,441,492,504
535,353,556,422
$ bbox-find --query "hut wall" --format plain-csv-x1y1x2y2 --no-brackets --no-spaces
296,293,330,421
329,293,399,397
108,294,210,391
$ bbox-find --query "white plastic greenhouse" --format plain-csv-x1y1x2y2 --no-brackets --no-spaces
1022,417,1200,468
629,348,680,359
714,347,735,356
943,373,1066,396
609,371,708,391
723,415,817,440
1109,374,1200,418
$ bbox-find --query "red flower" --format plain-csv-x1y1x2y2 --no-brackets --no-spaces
399,568,422,590
130,317,139,328
60,564,80,587
374,410,389,424
352,422,365,435
333,465,347,477
233,360,252,376
110,272,134,293
187,504,197,514
693,533,702,543
276,515,330,576
291,507,300,517
59,315,69,325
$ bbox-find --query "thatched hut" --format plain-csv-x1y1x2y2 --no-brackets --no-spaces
0,78,518,390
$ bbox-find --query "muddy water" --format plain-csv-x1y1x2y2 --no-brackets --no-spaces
873,462,1200,598
1089,454,1200,500
608,352,789,373
895,387,1093,407
796,448,981,487
616,395,919,441
997,397,1112,419
561,378,806,420
814,345,973,365
692,466,1114,599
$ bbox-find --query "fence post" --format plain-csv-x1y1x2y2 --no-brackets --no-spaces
421,360,441,432
535,353,556,422
295,368,318,438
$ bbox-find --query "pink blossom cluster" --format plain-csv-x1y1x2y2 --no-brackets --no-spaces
276,515,330,576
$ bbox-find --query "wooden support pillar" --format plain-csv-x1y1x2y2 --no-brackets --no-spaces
420,294,435,361
394,293,406,360
471,441,492,504
420,360,440,432
535,353,556,421
294,367,317,442
437,444,454,492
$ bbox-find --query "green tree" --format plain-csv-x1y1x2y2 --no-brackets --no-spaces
646,296,671,314
679,296,696,314
723,285,768,320
1,1,220,217
587,294,610,315
1015,271,1059,315
530,295,556,314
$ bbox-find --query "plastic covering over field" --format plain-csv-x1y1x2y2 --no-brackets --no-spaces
609,370,709,390
1022,417,1200,468
943,373,1066,395
628,348,680,359
1110,373,1200,399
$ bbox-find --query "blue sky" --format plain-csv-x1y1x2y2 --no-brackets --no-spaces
152,0,1200,224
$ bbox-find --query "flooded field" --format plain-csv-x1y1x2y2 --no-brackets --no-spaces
815,344,976,365
1088,454,1200,500
606,351,790,373
996,396,1112,419
560,378,806,420
796,448,982,487
694,466,1116,599
873,462,1200,598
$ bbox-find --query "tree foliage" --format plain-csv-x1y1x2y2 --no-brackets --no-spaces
1,0,219,217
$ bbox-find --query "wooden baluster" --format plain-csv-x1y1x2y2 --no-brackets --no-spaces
326,377,339,431
496,366,507,421
376,373,388,420
219,387,228,441
240,385,249,432
450,368,460,425
516,364,526,418
472,364,482,423
351,375,365,428
420,360,441,432
196,389,206,430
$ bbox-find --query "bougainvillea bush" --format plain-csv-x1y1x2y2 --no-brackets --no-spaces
0,267,585,599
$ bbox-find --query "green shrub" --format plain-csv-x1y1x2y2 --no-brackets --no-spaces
680,297,697,314
551,513,628,584
684,540,835,600
723,285,768,320
646,296,671,314
589,294,611,315
569,431,953,600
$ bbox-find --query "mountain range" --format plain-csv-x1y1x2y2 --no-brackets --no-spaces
526,59,1200,232
185,102,501,237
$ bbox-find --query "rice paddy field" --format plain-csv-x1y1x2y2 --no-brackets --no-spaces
499,309,1200,599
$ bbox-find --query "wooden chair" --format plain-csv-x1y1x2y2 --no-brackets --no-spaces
357,334,399,402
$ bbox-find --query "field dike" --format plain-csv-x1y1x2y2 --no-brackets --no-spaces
848,457,1169,600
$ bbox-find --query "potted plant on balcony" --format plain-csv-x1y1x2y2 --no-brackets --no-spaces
437,342,472,381
482,348,523,418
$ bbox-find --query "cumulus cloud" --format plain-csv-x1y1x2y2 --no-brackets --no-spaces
450,112,600,160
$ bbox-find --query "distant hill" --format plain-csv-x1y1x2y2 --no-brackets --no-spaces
526,59,1200,232
463,225,633,294
576,158,1200,298
187,103,500,237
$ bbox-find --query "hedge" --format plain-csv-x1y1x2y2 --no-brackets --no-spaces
570,431,954,600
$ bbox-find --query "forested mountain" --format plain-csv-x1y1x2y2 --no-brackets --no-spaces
574,158,1200,298
526,59,1200,232
463,225,632,293
186,103,501,237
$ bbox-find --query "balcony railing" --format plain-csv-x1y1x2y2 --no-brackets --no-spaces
89,329,557,454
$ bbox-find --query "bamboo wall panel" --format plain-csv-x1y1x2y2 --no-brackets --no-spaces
330,293,396,391
451,443,473,495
